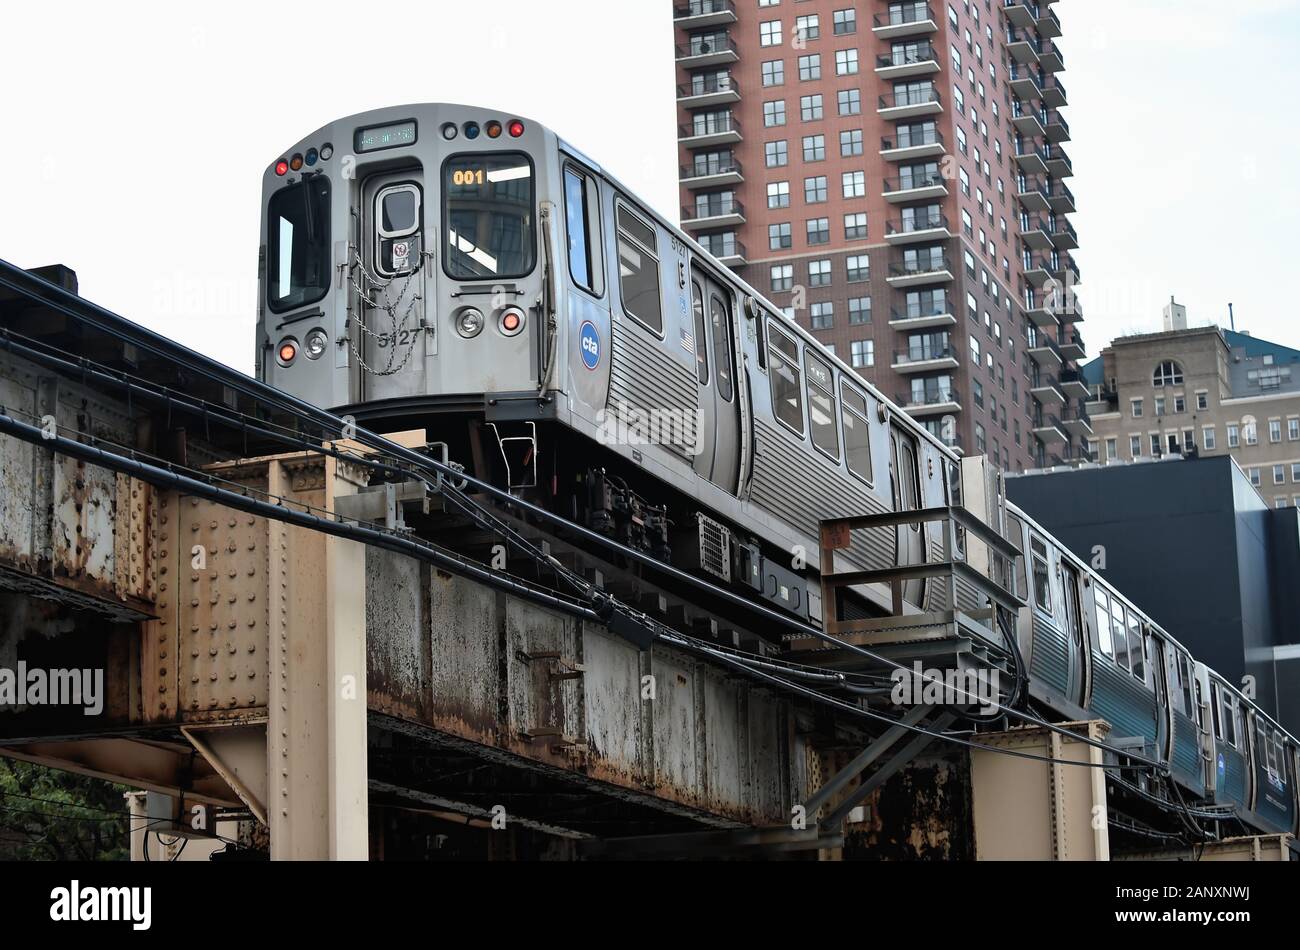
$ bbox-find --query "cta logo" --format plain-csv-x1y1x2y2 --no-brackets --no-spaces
579,321,601,370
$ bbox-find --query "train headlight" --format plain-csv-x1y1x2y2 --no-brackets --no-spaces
320,143,334,161
456,308,485,338
499,307,526,337
304,328,328,359
276,338,299,367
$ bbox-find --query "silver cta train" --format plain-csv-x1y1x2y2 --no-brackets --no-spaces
255,103,1298,844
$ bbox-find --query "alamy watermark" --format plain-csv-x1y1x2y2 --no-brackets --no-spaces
0,663,104,716
890,662,1001,717
596,400,705,456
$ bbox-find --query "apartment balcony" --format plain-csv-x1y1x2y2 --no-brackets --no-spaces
888,306,957,330
1059,330,1086,361
887,254,954,287
892,344,960,373
1038,4,1063,38
882,173,948,203
1040,42,1065,73
885,213,951,245
1005,27,1042,65
1061,404,1093,438
1045,179,1076,213
875,46,941,80
1044,144,1073,178
1045,110,1070,143
898,389,963,416
1041,75,1068,109
676,75,740,108
1019,216,1054,251
675,36,739,69
1022,255,1054,288
1016,177,1051,213
1027,331,1064,368
673,0,737,29
711,240,748,269
1058,368,1092,401
1030,374,1066,404
873,5,938,39
1008,63,1046,102
678,115,742,149
880,131,946,161
679,158,743,189
1050,217,1078,250
1011,102,1047,139
1052,255,1080,287
1002,1,1040,31
1014,142,1050,177
877,88,943,120
681,198,746,229
1031,412,1069,443
1024,296,1060,329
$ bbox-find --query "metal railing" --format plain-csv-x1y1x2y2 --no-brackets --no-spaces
683,197,745,221
1027,332,1063,361
677,36,738,59
890,255,950,277
674,0,735,18
887,213,948,235
884,173,947,193
879,88,942,110
680,158,743,179
899,388,958,407
881,129,943,151
895,343,957,365
876,45,937,68
891,303,951,321
680,114,741,138
873,4,935,28
677,75,737,98
699,238,746,260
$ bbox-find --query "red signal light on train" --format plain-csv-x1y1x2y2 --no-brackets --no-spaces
508,120,525,138
502,312,520,332
276,339,298,366
275,159,289,176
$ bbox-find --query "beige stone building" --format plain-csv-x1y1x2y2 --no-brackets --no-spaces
1083,300,1300,508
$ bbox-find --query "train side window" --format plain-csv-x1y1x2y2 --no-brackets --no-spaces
1179,655,1197,722
691,281,709,385
756,309,768,371
1130,617,1147,685
1167,644,1186,716
840,384,874,484
1111,598,1130,672
1006,515,1028,602
1221,692,1235,746
1210,683,1224,741
615,202,664,334
768,321,805,436
563,166,604,296
805,354,840,460
710,293,735,401
1030,537,1052,614
1094,588,1113,655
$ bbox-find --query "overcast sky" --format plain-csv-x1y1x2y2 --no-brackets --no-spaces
2,0,1297,374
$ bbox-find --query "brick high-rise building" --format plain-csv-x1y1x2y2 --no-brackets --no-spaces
673,0,1088,471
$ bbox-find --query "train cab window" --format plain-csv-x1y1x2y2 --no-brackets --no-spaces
840,384,874,484
615,203,664,334
710,293,735,401
444,153,536,280
1094,588,1113,656
691,282,709,385
1219,685,1238,747
768,321,805,436
805,354,840,459
1130,619,1148,685
563,166,604,296
267,176,332,313
374,183,421,276
1210,683,1224,741
1030,537,1052,614
1006,515,1028,602
1178,655,1197,723
1111,598,1130,672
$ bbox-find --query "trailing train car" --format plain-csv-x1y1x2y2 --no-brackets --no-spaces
255,103,1300,840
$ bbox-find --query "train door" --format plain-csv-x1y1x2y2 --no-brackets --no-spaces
359,170,429,401
690,267,741,493
889,425,926,607
1061,564,1086,705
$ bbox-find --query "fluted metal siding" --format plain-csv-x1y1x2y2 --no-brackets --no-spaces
607,322,699,465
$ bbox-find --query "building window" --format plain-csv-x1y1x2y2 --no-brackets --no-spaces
838,88,861,115
808,258,831,287
795,14,820,40
810,301,834,329
842,170,866,198
846,254,869,282
1292,463,1300,483
769,222,792,250
800,94,824,122
1174,395,1186,414
1270,419,1282,443
1130,435,1142,458
1227,424,1240,447
1154,397,1165,417
832,8,856,35
844,212,868,239
1150,434,1161,456
840,129,864,157
1246,421,1258,445
835,48,859,75
1196,391,1208,411
848,296,871,324
770,263,794,292
765,140,789,168
1290,418,1300,441
1275,465,1286,486
798,54,821,81
804,175,828,203
1249,467,1261,487
1105,438,1117,461
1153,360,1184,387
767,181,790,208
851,339,874,368
806,217,830,245
1203,426,1216,450
763,100,787,127
761,60,785,87
802,134,826,162
760,20,783,47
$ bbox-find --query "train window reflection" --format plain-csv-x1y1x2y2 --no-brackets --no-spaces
444,154,536,280
615,203,664,334
841,385,873,484
768,321,804,436
564,166,602,295
1030,537,1051,613
805,354,838,459
1094,588,1113,655
692,282,708,385
267,177,331,313
710,294,734,402
381,188,418,236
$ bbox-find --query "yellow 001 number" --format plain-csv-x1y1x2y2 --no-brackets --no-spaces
452,169,486,186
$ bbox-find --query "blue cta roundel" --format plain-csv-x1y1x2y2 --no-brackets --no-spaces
580,321,601,370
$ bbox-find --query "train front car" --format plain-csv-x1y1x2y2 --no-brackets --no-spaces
256,104,551,433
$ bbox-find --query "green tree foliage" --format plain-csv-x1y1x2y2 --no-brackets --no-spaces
0,759,129,860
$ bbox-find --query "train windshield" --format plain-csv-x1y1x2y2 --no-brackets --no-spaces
267,177,332,312
444,154,536,279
